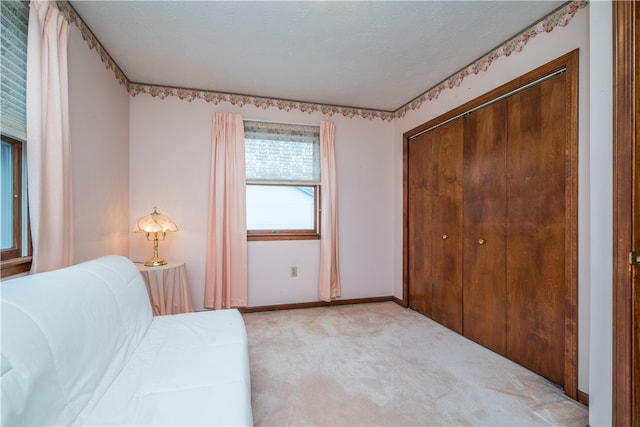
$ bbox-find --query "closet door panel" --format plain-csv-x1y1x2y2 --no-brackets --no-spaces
506,73,567,385
463,100,508,354
407,133,433,317
431,119,464,333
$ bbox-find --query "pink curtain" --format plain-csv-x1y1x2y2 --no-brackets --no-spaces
26,1,73,274
204,113,248,309
318,120,341,302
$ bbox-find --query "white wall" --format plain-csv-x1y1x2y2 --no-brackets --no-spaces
67,23,130,262
392,7,592,395
129,97,396,310
588,2,613,425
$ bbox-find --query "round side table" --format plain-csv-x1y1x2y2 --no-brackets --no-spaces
136,261,194,315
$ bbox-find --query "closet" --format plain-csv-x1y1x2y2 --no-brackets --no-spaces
404,51,578,397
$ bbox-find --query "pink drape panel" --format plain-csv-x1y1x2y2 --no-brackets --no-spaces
26,1,73,274
204,113,248,309
318,120,341,302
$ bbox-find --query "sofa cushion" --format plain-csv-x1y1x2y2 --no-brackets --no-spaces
76,309,253,426
1,256,152,426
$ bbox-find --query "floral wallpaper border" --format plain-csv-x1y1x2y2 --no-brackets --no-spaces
395,0,588,118
56,0,587,122
55,0,128,88
127,84,398,121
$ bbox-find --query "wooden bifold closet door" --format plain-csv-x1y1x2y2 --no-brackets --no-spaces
462,99,508,356
430,120,463,334
407,131,433,319
505,72,567,386
406,65,573,391
407,120,463,334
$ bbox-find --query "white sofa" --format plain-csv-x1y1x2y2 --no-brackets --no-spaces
1,255,253,426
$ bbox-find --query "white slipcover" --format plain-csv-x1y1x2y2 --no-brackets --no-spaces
1,255,253,426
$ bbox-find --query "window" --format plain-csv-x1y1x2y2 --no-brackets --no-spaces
244,121,320,241
1,0,31,276
1,136,24,256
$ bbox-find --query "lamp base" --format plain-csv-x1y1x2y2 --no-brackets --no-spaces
144,257,167,267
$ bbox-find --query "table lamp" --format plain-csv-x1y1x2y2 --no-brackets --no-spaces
133,207,178,266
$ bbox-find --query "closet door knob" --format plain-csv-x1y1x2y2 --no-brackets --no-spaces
442,234,448,240
478,238,486,245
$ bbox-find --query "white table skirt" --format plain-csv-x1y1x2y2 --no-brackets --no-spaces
136,261,194,315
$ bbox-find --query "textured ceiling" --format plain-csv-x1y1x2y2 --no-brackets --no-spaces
69,1,566,111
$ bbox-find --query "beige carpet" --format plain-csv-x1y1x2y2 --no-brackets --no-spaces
242,302,588,427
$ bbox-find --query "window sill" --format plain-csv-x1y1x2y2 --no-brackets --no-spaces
248,231,320,242
1,256,32,279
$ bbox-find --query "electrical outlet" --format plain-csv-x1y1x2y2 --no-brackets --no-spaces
290,266,298,277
